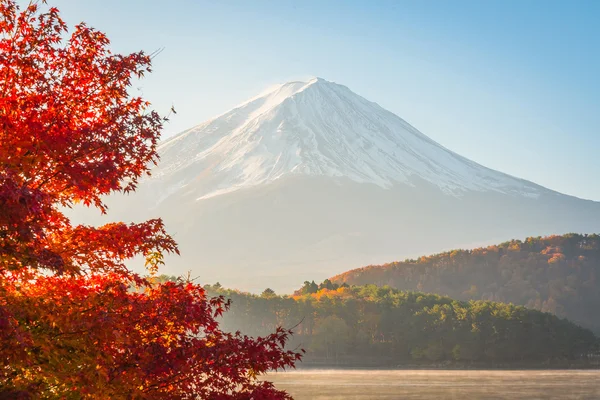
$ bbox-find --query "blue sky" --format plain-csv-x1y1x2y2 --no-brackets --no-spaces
46,0,600,200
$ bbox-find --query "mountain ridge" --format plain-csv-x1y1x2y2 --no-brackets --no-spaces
330,233,600,334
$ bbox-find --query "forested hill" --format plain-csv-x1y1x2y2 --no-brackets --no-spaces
330,233,600,334
198,283,599,367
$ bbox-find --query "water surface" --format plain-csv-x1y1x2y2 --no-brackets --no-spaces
267,369,600,399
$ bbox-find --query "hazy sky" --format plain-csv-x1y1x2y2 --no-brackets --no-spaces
45,0,599,201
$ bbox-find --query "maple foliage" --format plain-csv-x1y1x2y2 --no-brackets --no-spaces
0,1,301,398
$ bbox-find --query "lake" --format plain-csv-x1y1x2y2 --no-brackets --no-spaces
267,369,600,399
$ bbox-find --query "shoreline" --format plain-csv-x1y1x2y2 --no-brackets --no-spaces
292,361,600,371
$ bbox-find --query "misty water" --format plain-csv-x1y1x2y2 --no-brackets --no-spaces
267,369,600,399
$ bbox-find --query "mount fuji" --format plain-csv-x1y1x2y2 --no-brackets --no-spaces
88,78,600,292
155,77,544,201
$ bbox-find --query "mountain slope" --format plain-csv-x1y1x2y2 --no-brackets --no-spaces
151,78,545,201
84,78,600,293
331,233,600,334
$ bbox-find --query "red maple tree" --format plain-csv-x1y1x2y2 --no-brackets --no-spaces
0,1,301,398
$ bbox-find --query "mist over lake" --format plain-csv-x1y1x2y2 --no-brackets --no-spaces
267,370,600,400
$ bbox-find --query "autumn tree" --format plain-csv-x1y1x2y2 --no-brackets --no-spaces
0,1,300,398
261,288,277,298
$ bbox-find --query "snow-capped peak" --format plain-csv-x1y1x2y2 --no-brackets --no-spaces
152,77,543,201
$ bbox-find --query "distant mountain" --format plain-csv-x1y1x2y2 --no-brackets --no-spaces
331,234,600,334
82,78,600,292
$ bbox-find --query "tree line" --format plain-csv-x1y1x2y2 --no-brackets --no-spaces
195,280,599,367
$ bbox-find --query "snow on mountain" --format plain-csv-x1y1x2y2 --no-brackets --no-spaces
152,77,544,202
